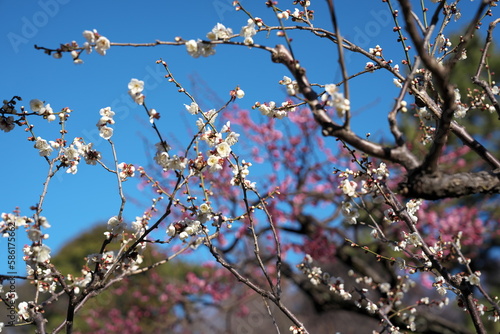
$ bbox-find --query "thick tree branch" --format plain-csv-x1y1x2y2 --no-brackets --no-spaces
400,169,500,200
271,44,420,170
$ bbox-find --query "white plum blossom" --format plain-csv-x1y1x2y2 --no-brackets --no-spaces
405,199,422,223
417,107,430,119
117,162,135,180
34,137,53,156
340,179,357,197
185,102,199,115
148,108,159,123
95,36,111,55
216,141,231,157
0,115,15,132
196,109,218,133
434,276,447,296
186,39,216,58
405,232,423,247
128,79,144,95
235,87,245,99
341,201,359,224
291,8,301,19
280,76,298,95
454,104,468,118
99,126,113,140
1,213,29,229
62,146,79,160
66,161,78,174
199,203,211,214
488,313,500,323
220,121,231,133
308,266,323,285
27,244,51,263
154,150,170,168
366,301,378,314
107,216,125,234
459,49,467,60
453,88,469,118
369,45,383,57
257,100,296,119
277,10,289,20
225,132,240,146
82,30,96,43
131,216,148,236
199,43,216,57
96,106,115,140
100,106,115,118
30,99,44,112
30,99,56,121
184,220,201,235
322,84,350,117
372,162,389,179
35,216,49,229
185,39,198,56
230,161,254,188
168,218,203,241
379,283,391,293
18,301,30,321
466,272,481,286
207,23,233,41
167,224,176,237
240,19,257,45
259,101,276,116
76,142,101,165
435,34,452,52
153,140,185,171
207,155,223,172
16,216,28,227
128,78,145,105
168,155,187,171
455,104,468,118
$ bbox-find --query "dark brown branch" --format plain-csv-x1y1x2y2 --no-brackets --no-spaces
400,169,500,200
414,89,500,170
326,0,351,127
472,18,500,119
271,44,420,170
398,0,455,174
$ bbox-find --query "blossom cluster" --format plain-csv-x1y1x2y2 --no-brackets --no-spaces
96,106,115,140
154,141,187,171
297,255,352,301
240,19,257,45
128,78,145,105
23,244,51,264
32,133,100,173
30,99,56,122
256,100,297,119
185,39,216,58
82,29,110,56
280,76,298,96
117,162,136,181
322,84,350,118
167,217,204,241
185,20,258,58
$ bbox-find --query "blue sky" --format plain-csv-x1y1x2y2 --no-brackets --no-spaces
1,0,496,270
